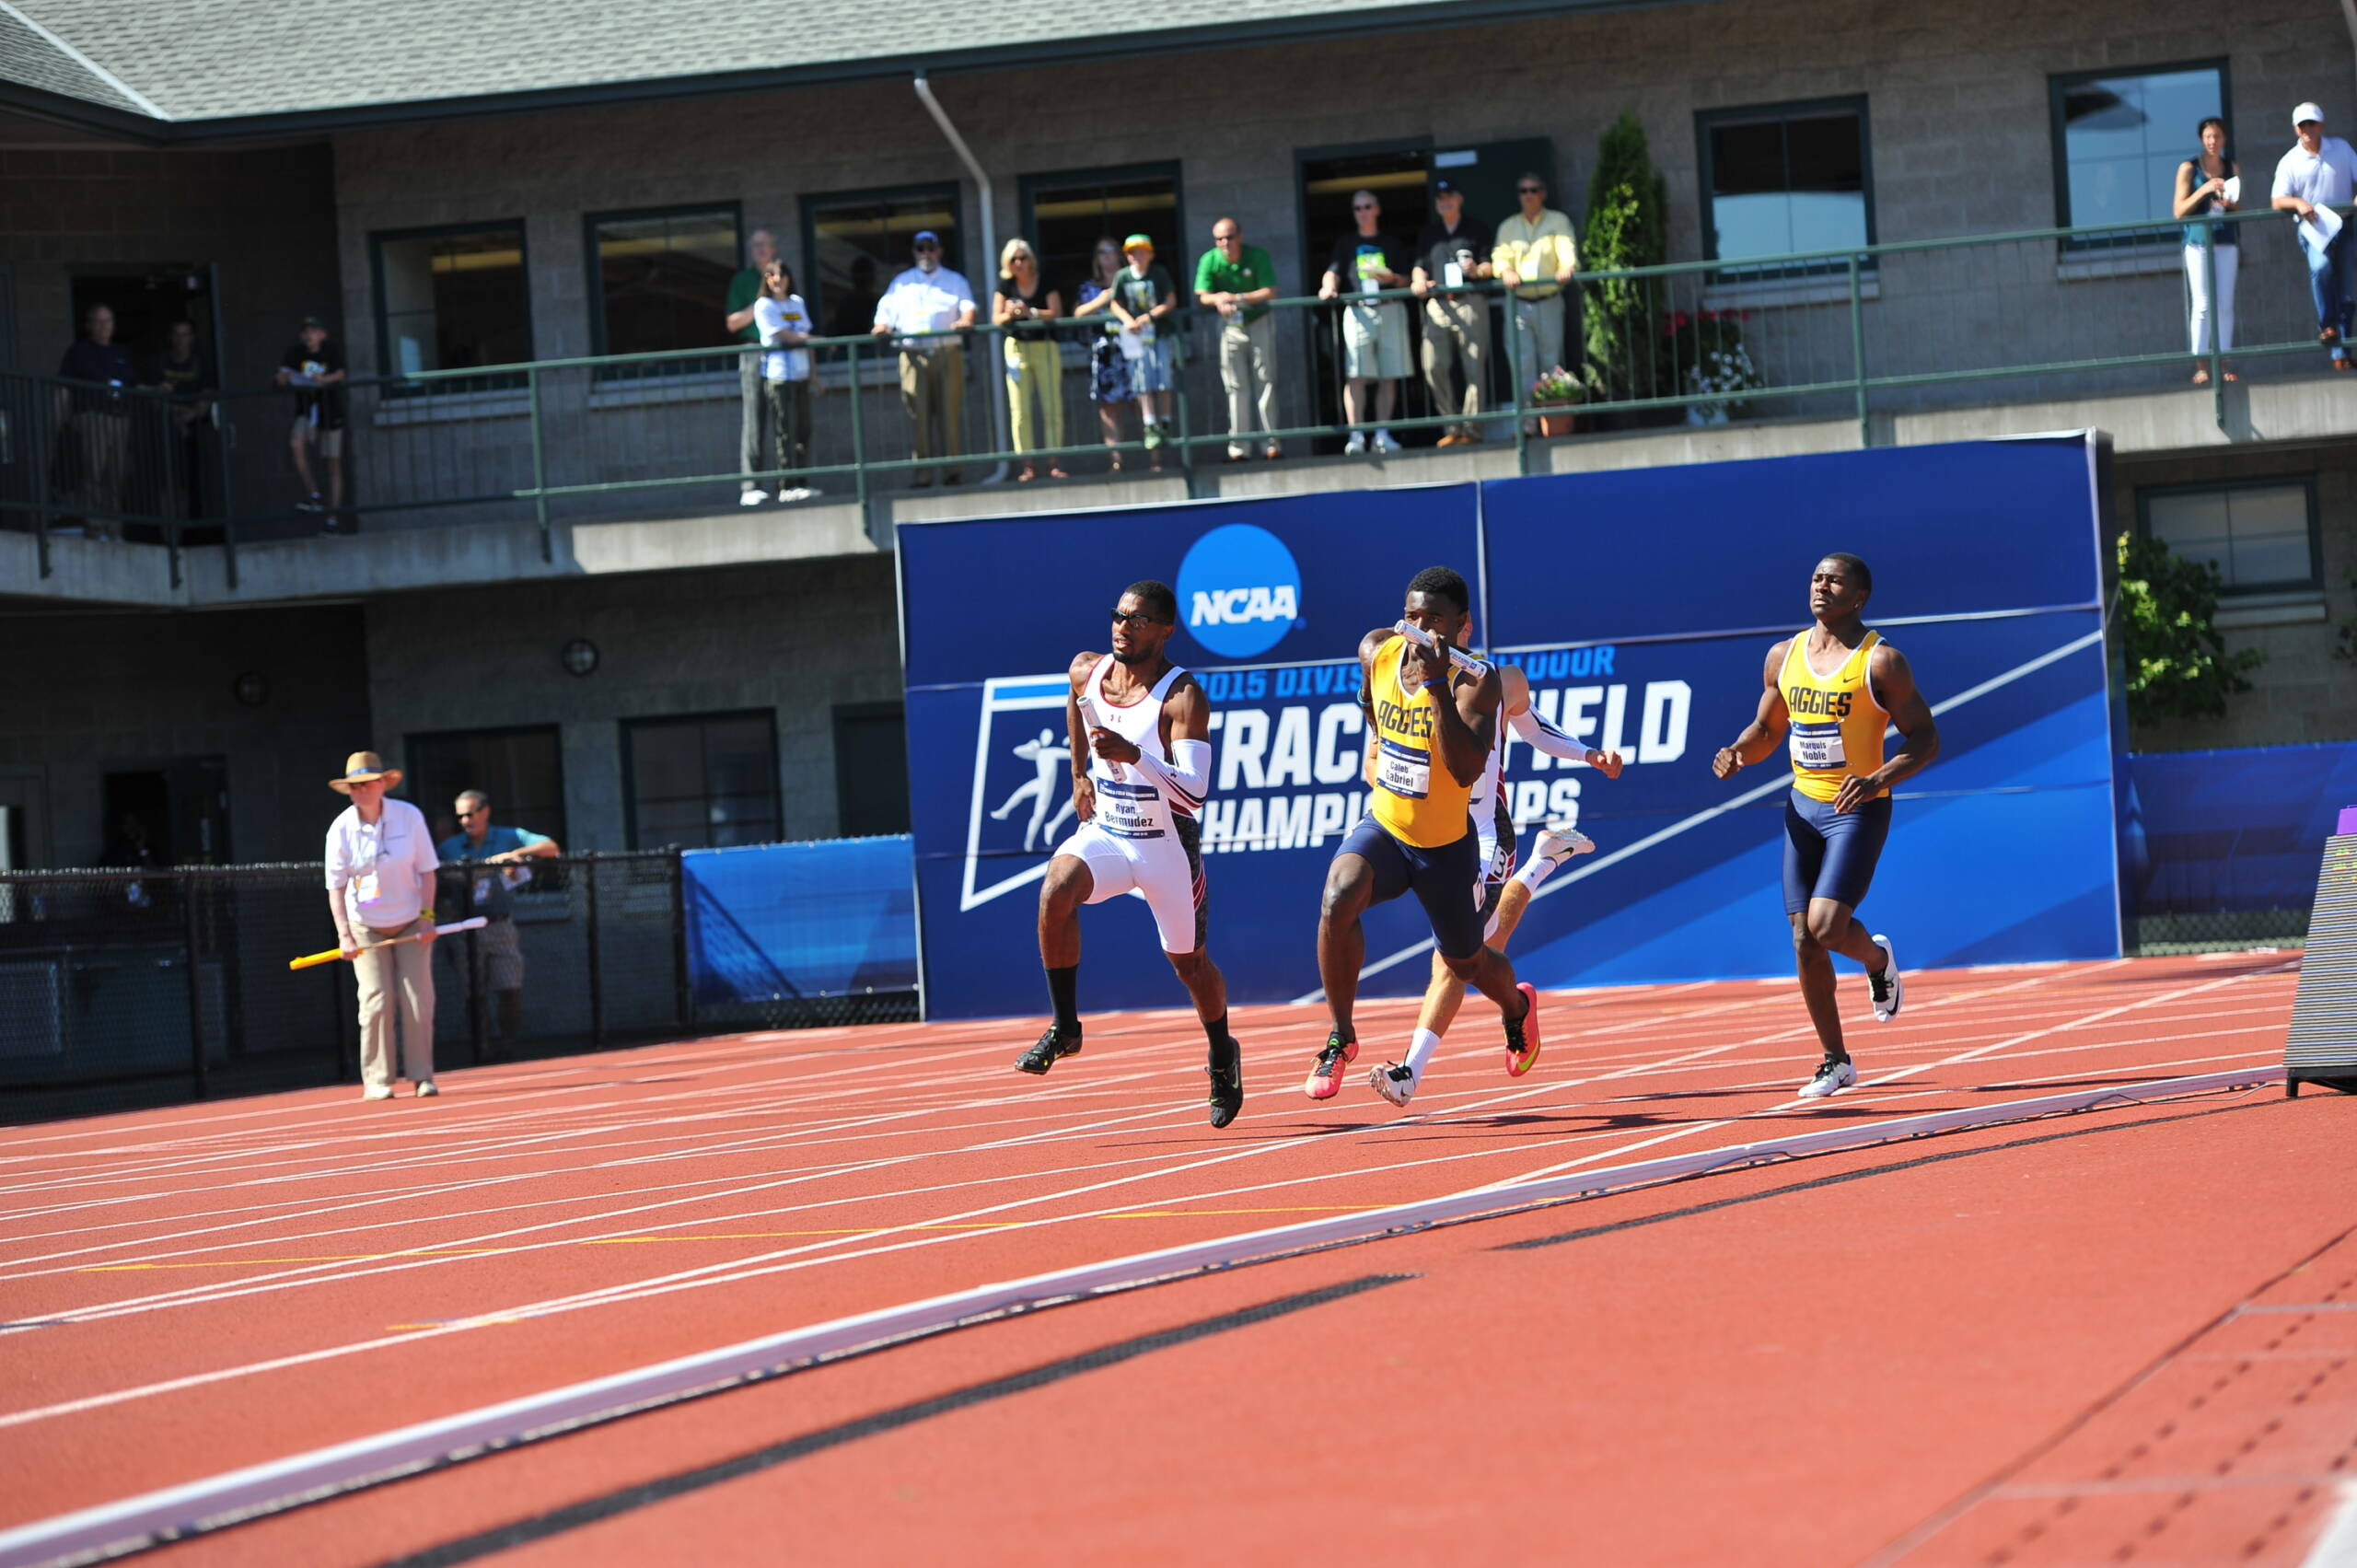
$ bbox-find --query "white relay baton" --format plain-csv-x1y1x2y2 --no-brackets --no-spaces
1078,692,1128,780
1394,620,1492,679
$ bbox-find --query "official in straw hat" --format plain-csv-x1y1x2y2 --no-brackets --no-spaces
323,751,443,1100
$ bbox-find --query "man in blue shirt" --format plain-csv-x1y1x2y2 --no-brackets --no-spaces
437,789,561,1056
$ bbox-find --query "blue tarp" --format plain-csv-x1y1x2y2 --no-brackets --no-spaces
681,836,917,1005
2125,742,2357,914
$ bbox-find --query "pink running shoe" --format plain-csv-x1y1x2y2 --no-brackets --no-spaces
1504,982,1542,1076
1302,1032,1358,1099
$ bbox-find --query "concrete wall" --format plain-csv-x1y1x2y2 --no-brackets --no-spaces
361,554,900,850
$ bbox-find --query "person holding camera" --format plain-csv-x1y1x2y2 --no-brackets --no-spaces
2174,116,2242,384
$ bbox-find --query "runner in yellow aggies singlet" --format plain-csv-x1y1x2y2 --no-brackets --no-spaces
1304,565,1540,1100
1711,553,1940,1099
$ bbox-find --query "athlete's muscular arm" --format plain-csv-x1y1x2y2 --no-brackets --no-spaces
1355,626,1390,787
1111,676,1214,808
1711,640,1793,781
1833,643,1941,814
1436,666,1503,788
1503,665,1627,778
1065,650,1098,822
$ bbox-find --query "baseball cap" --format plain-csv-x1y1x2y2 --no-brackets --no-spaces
911,229,940,246
1434,179,1462,195
299,315,323,328
1121,233,1155,251
2295,102,2328,127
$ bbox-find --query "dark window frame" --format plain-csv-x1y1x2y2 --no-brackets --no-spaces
798,181,965,339
581,199,746,370
2137,473,2322,596
1694,96,1877,278
620,707,783,851
400,722,569,851
831,701,911,839
2047,59,2232,250
1016,161,1188,300
367,219,534,394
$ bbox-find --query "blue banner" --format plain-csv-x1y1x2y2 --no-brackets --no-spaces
682,837,917,1006
901,437,2121,1021
2125,741,2357,913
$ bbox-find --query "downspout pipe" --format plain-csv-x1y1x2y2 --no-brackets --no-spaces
913,71,1009,483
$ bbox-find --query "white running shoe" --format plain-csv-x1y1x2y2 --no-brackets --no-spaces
1797,1058,1857,1099
1342,432,1368,456
415,1081,439,1098
363,1085,393,1101
1531,821,1596,866
1369,1062,1417,1108
1372,429,1401,454
738,489,767,506
1867,935,1902,1022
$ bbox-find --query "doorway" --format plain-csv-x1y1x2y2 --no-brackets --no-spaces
99,756,231,868
68,267,223,539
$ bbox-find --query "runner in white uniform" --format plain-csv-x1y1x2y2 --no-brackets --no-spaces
1021,579,1245,1128
1367,656,1628,1108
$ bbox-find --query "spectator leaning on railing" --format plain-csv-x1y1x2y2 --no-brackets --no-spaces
724,228,780,506
751,260,820,503
275,316,348,526
1195,217,1282,462
323,751,440,1101
1099,235,1182,470
994,238,1067,482
2272,101,2357,370
872,230,977,486
2175,117,2242,385
145,320,216,518
1492,173,1579,422
1319,190,1410,456
53,301,134,540
1074,238,1142,470
1412,179,1496,446
437,789,559,1061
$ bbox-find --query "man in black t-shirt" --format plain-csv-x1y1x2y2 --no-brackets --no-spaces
1317,191,1410,455
274,316,348,524
1411,180,1496,447
147,320,216,520
54,302,135,540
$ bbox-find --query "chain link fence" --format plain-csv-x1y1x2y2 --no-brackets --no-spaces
0,849,912,1125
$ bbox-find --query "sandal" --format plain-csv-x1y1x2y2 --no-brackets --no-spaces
2191,369,2210,386
1016,465,1037,482
1049,465,1070,480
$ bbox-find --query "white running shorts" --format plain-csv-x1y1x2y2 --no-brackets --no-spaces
1052,818,1208,954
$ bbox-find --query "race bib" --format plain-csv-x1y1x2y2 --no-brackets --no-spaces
1095,778,1163,839
1376,738,1432,800
1789,721,1846,772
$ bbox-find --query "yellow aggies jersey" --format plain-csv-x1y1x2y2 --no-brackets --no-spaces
1780,629,1889,803
1368,633,1475,848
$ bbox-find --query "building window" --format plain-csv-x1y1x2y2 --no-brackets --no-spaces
622,710,781,849
1697,99,1873,273
2142,479,2319,595
1019,165,1183,307
585,204,742,362
833,703,910,837
370,224,533,387
2050,63,2228,247
802,186,960,339
402,726,567,849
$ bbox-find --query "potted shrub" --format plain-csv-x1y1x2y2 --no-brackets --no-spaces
1666,309,1765,423
1527,366,1585,436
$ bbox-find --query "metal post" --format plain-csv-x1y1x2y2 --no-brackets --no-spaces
584,853,604,1049
466,927,487,1065
1177,357,1197,493
1504,288,1527,474
669,846,692,1030
33,394,52,579
180,872,208,1099
2206,233,2226,432
215,399,238,590
528,366,552,562
1849,254,1870,448
847,339,870,516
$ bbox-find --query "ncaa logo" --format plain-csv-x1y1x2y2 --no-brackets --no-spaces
1177,523,1303,659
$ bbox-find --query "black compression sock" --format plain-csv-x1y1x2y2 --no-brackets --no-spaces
1202,1010,1232,1050
1046,965,1080,1036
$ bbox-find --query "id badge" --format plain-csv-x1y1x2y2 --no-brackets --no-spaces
1443,261,1465,289
1376,738,1432,800
472,873,493,906
1789,721,1846,772
354,869,382,906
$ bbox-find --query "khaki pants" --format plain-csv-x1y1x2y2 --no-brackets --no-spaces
356,917,436,1089
1004,339,1064,455
1218,314,1279,454
1421,296,1491,439
899,344,965,482
1508,293,1567,397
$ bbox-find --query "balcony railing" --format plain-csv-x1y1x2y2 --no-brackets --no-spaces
3,206,2340,587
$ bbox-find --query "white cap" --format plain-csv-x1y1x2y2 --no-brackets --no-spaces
2295,101,2328,128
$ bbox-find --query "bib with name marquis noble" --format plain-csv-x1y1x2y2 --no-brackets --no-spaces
1780,628,1890,803
1367,632,1478,848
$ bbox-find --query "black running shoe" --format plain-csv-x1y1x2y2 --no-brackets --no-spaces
1206,1037,1244,1129
1016,1024,1081,1075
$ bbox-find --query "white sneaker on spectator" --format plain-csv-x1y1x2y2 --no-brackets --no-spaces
415,1080,439,1098
739,489,767,506
1342,432,1368,455
363,1085,393,1101
1372,429,1401,455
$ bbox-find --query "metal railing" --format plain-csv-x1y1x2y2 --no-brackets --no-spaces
6,206,2343,582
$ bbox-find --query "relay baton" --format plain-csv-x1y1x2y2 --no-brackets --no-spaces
1394,621,1492,679
288,916,488,971
1078,691,1128,779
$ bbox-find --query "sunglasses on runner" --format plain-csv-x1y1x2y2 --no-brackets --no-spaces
1110,609,1169,629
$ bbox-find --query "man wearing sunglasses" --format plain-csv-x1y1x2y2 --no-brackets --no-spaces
437,791,561,1059
1492,173,1579,428
1019,581,1245,1130
871,229,978,485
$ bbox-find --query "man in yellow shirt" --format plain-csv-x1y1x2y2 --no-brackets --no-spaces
1492,172,1579,425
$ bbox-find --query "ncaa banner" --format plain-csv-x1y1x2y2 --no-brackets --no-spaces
900,487,1481,1021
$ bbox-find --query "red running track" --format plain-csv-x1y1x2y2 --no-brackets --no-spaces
0,949,2349,1566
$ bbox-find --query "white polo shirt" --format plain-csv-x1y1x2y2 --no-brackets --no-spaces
2273,136,2357,208
873,266,975,349
324,796,439,931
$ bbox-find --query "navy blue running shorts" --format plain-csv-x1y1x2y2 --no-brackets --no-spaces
1782,788,1892,915
1337,814,1487,960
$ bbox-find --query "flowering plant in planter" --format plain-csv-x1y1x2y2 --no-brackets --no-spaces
1527,366,1585,435
1664,309,1764,421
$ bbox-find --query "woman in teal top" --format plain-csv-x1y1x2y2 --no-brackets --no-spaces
2173,115,2241,384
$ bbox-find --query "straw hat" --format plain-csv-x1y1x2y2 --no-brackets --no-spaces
330,750,402,794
